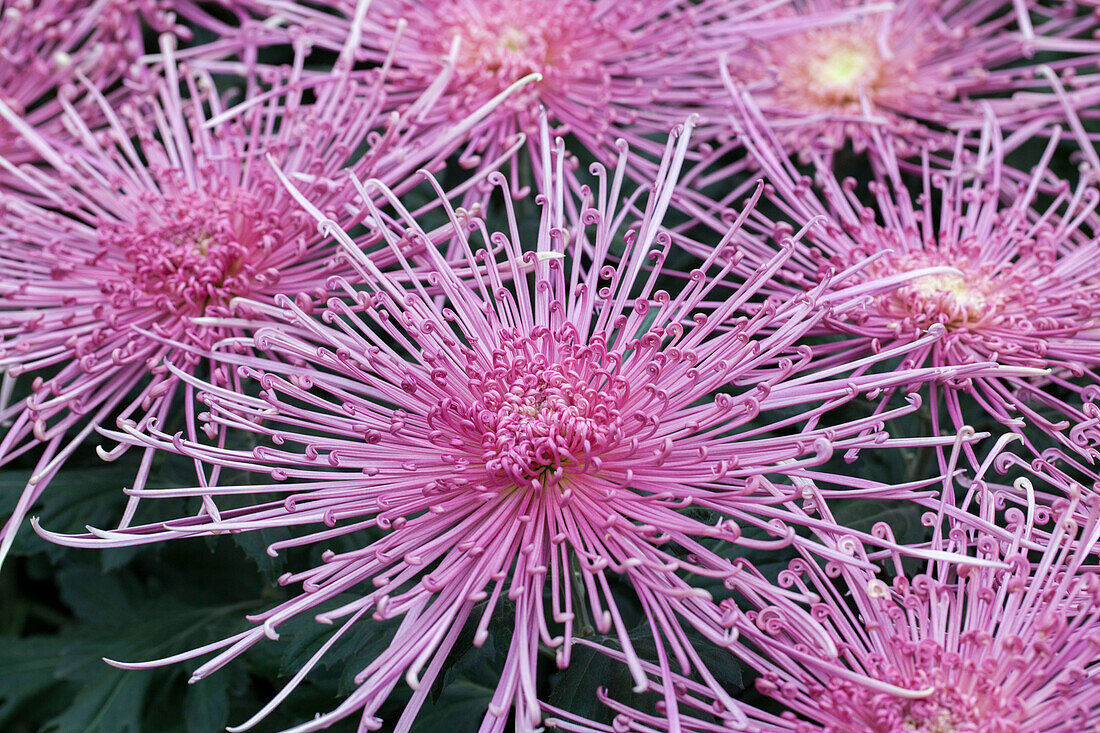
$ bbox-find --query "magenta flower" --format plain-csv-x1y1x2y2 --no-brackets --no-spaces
0,0,145,174
679,98,1100,463
719,0,1100,155
569,435,1100,732
0,0,276,184
248,0,850,179
0,37,521,567
35,123,1009,732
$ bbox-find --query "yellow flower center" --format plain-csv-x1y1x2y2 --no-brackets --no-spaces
908,271,990,325
818,44,875,93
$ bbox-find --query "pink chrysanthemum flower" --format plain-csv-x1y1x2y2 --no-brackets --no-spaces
247,0,857,180
0,0,145,172
35,123,1010,732
0,37,525,567
719,0,1100,155
0,0,277,181
567,434,1100,732
679,98,1100,463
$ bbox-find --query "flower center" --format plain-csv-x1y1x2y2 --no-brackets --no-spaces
427,0,599,117
814,673,1012,733
900,702,977,733
98,185,283,319
863,252,1001,332
906,271,990,324
453,20,544,80
783,29,886,109
816,43,877,101
463,332,624,488
499,26,531,55
731,18,928,120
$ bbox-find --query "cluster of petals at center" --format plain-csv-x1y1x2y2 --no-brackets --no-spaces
97,184,277,318
860,251,1006,338
457,328,624,487
418,0,607,123
813,659,1014,733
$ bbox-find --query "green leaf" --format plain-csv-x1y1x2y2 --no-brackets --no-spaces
56,564,142,628
184,672,231,733
42,659,152,733
691,633,744,692
548,636,642,725
549,624,745,725
0,635,70,725
276,596,402,695
410,619,511,733
21,554,257,733
1,463,138,560
408,678,496,733
231,525,292,581
830,497,930,546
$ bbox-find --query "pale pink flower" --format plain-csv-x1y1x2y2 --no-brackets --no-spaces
679,97,1100,463
0,0,277,183
0,38,520,567
0,0,144,174
246,0,857,181
35,123,1008,732
556,433,1100,732
719,0,1100,155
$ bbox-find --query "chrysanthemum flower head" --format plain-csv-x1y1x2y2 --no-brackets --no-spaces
679,95,1100,462
0,36,526,567
407,0,596,118
569,433,1100,732
753,496,1100,731
33,119,1014,732
0,0,140,168
753,440,1100,732
250,0,852,180
720,0,1100,155
0,0,278,180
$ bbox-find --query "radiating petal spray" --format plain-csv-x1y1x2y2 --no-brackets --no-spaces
0,0,278,186
0,33,530,568
719,0,1100,156
573,434,1100,731
241,0,864,183
37,119,1022,732
678,95,1100,465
